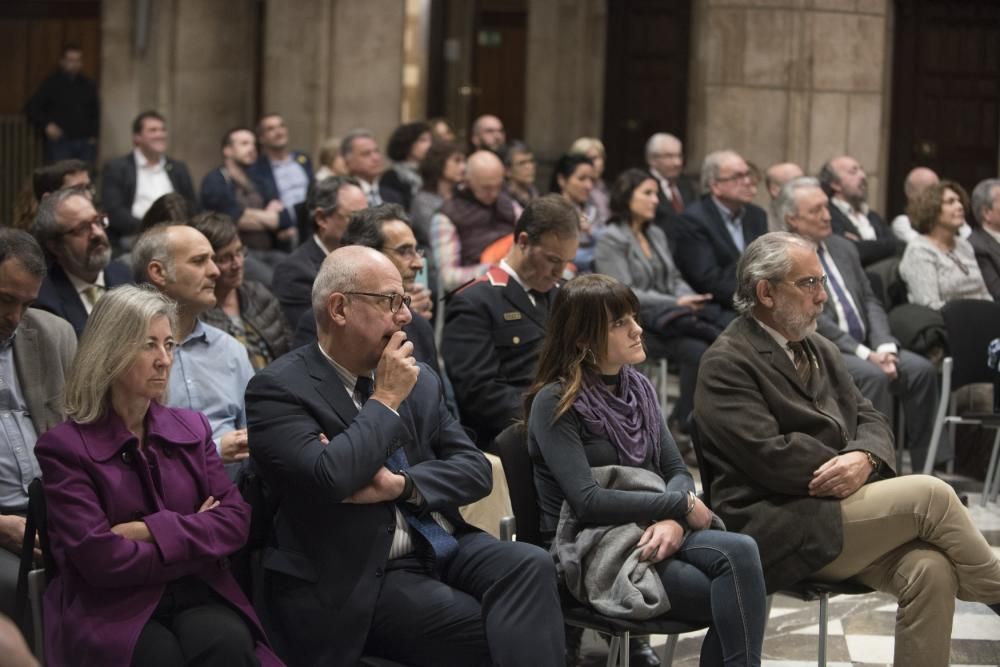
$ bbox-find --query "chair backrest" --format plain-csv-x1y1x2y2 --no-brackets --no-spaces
493,423,543,548
941,299,1000,389
688,421,714,508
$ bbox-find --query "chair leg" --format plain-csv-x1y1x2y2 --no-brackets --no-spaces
894,400,906,473
661,633,678,667
924,357,953,475
818,592,829,667
982,429,1000,507
619,630,630,667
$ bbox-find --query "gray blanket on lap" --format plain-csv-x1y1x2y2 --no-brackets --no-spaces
551,465,672,620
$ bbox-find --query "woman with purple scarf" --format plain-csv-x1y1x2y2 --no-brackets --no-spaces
526,274,767,667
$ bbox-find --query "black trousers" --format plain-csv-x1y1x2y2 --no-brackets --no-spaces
362,531,566,667
131,577,258,667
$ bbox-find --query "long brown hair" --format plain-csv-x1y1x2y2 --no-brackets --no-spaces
524,274,640,421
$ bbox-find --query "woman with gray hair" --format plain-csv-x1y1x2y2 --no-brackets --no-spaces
34,285,281,667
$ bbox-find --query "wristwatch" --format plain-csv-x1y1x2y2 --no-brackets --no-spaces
863,451,883,476
684,491,697,515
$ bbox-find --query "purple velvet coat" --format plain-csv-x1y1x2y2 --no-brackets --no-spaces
35,402,282,667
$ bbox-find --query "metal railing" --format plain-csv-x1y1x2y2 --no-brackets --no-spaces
0,115,43,228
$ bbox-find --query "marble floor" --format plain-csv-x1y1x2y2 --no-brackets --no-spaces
574,478,1000,667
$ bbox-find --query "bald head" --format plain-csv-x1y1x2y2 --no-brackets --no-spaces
313,246,397,325
904,167,939,201
765,162,804,200
466,151,505,206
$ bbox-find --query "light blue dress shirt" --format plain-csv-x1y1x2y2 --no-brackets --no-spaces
0,335,40,511
166,321,254,452
712,196,746,252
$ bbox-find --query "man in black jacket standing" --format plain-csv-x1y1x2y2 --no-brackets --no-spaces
24,44,99,164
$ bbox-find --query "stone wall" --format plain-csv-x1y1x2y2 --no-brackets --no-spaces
686,0,892,211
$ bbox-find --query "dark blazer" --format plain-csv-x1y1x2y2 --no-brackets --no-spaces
35,404,281,667
969,227,1000,301
247,151,312,230
827,202,901,267
272,238,327,326
816,235,897,352
693,316,895,592
442,267,552,448
200,166,287,228
34,260,134,338
292,307,438,368
13,308,76,435
245,345,491,665
99,152,197,242
675,195,768,306
651,170,696,223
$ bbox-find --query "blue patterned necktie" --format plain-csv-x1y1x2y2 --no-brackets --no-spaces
355,376,459,564
817,247,865,343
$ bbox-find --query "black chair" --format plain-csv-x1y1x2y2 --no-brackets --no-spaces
495,424,706,667
15,478,53,664
689,423,873,667
924,300,1000,497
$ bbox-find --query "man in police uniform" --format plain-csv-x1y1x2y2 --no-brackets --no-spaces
442,194,578,450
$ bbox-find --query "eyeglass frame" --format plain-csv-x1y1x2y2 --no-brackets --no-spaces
60,213,109,238
714,170,755,184
381,244,425,260
776,275,828,293
215,246,248,267
344,291,412,313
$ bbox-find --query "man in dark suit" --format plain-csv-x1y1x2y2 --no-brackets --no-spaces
290,204,439,366
645,132,696,216
817,155,902,267
246,245,564,667
271,175,367,326
673,149,767,307
248,114,313,241
969,178,1000,300
201,127,292,254
99,110,197,249
31,186,132,337
0,229,76,617
443,195,579,450
779,176,943,472
694,232,1000,666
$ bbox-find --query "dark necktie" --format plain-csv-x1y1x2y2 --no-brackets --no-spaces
529,289,548,317
817,247,865,343
355,375,459,564
788,341,812,384
669,182,684,214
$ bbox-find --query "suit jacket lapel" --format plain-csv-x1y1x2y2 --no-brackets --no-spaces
703,199,740,259
304,345,360,426
739,317,812,396
504,280,546,328
50,265,88,334
12,325,48,433
825,239,870,331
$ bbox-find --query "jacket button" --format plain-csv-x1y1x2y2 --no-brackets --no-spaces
121,450,134,465
512,336,521,344
375,567,384,578
387,524,395,533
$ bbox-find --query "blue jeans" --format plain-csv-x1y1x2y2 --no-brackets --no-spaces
656,530,766,667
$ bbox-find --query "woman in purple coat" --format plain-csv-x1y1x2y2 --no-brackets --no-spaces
35,285,282,667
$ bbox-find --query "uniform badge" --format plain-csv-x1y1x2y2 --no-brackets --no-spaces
503,312,522,321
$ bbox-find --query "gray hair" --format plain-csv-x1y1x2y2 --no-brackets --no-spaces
131,224,176,283
733,232,816,314
64,284,178,423
0,229,46,278
775,177,823,230
340,129,375,158
31,186,91,253
971,179,1000,226
699,149,737,192
311,250,362,329
644,132,680,161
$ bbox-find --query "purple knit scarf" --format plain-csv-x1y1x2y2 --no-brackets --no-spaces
572,366,661,467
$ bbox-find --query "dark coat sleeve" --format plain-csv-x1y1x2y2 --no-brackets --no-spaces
200,169,245,221
101,157,141,238
168,160,199,212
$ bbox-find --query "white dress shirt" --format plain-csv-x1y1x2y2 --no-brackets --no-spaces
131,148,174,220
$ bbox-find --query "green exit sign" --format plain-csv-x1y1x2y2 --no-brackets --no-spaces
477,30,502,47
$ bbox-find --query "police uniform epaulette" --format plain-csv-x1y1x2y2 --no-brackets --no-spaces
484,266,510,287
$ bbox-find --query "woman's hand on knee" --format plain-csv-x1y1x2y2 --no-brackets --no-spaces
637,519,684,563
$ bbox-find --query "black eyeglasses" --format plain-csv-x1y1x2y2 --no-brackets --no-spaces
62,213,109,238
345,291,411,313
715,171,754,183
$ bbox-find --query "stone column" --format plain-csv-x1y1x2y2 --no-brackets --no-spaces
262,0,406,160
100,0,257,184
686,0,891,211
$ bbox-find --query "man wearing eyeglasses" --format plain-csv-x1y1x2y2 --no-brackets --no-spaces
443,195,580,450
672,149,768,309
695,232,1000,665
30,187,133,338
779,177,943,473
246,245,565,666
